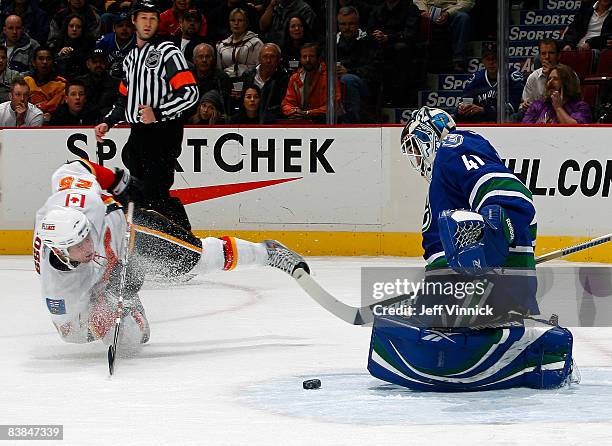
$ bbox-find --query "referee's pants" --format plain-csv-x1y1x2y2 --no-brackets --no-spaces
122,119,191,230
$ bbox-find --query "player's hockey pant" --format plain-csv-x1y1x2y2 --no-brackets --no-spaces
131,208,268,279
122,120,191,230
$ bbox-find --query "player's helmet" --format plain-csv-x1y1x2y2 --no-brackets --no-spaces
38,207,91,268
130,0,160,17
400,106,456,181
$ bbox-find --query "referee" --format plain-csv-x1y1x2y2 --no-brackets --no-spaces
95,0,199,230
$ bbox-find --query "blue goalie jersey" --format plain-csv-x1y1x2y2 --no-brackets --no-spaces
423,130,536,269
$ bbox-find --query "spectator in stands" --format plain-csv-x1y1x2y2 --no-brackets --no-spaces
0,77,43,126
51,13,95,80
76,48,118,116
336,6,381,123
523,63,592,124
49,0,101,47
519,38,561,115
230,84,263,124
259,0,316,45
0,45,20,103
280,15,313,74
0,0,50,46
239,42,288,123
95,12,136,80
281,42,341,123
159,0,208,38
169,9,207,63
48,79,99,125
208,0,264,43
189,89,227,124
0,15,38,74
337,0,374,28
456,42,524,123
99,0,133,35
414,0,474,73
24,46,67,122
367,0,420,106
191,43,232,117
217,8,263,80
562,0,612,51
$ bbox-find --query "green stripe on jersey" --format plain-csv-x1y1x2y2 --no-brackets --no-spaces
472,178,532,210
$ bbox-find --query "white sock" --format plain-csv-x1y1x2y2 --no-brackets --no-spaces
194,237,268,275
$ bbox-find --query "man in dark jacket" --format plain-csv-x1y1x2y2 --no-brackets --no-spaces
367,0,420,106
336,6,381,123
169,9,207,64
562,0,612,51
48,79,100,125
76,49,119,117
239,42,288,123
190,43,232,118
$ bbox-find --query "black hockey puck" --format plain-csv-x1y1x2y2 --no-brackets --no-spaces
303,378,321,390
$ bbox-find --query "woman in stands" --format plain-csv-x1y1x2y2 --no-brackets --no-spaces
280,15,313,74
216,8,263,80
189,90,227,125
523,64,592,124
230,84,265,124
51,13,95,80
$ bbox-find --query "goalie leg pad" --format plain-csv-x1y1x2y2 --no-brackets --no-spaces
367,315,574,391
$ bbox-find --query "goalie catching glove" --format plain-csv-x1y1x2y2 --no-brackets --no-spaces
438,205,515,275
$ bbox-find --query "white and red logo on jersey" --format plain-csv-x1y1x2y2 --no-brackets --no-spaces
41,223,56,230
65,193,86,208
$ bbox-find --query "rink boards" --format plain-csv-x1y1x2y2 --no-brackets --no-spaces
0,125,610,262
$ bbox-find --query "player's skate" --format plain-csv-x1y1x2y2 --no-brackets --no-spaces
263,240,310,276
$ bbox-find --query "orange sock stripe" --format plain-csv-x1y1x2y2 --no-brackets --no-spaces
133,224,202,254
221,236,238,270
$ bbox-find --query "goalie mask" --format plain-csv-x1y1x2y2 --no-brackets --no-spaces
38,207,92,269
400,107,456,181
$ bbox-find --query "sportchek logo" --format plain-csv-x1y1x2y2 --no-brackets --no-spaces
170,177,301,205
67,132,336,205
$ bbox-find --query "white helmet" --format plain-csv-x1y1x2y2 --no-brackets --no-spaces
400,106,456,181
38,207,91,266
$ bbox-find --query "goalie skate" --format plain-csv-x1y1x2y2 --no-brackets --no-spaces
264,240,310,276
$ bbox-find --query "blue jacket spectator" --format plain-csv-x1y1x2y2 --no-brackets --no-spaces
95,12,135,79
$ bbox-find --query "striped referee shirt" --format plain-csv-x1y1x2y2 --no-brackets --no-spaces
104,38,199,126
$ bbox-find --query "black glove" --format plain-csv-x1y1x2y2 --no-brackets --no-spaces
109,168,145,205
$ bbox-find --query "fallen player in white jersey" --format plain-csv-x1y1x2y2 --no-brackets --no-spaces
33,159,308,347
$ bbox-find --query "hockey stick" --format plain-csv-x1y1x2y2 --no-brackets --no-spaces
535,232,612,264
107,202,135,375
293,232,612,326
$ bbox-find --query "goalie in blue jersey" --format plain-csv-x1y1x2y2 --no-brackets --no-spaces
366,107,576,391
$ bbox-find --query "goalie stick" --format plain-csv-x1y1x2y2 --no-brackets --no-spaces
293,232,612,326
107,202,135,375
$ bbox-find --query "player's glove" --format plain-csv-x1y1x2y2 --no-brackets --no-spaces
438,205,515,275
109,168,145,205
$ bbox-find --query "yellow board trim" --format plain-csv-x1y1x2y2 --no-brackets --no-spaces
4,230,611,263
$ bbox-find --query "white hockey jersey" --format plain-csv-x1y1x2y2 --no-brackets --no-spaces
33,161,126,343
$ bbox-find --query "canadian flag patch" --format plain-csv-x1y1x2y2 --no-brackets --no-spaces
65,193,86,208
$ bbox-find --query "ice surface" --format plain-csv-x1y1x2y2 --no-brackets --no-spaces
2,256,612,445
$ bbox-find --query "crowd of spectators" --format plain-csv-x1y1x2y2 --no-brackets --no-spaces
0,0,609,126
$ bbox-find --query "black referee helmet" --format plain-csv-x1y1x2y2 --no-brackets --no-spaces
131,0,160,17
